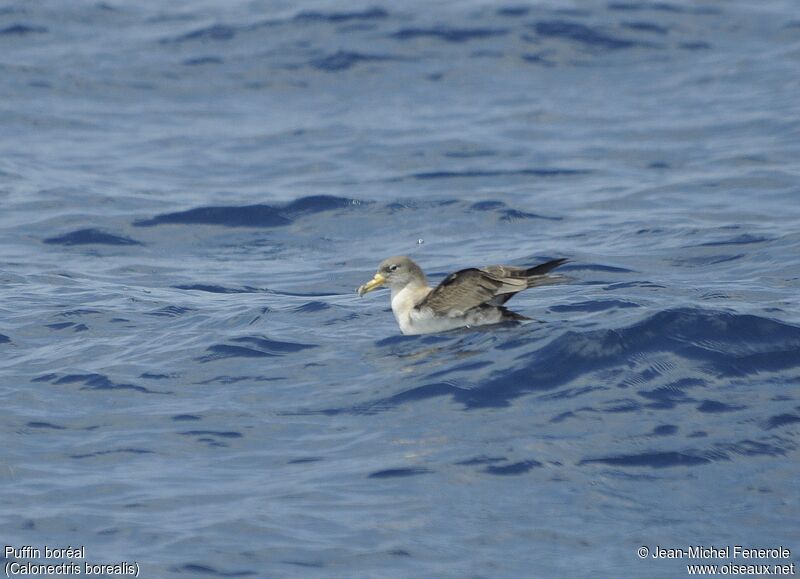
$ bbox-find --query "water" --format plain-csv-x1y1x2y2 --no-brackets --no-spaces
2,0,799,576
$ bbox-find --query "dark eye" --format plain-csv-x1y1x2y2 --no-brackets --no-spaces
389,264,399,272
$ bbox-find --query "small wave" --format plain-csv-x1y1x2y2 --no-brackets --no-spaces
294,8,389,23
199,337,316,361
175,563,257,577
409,168,586,180
368,467,432,478
621,21,669,35
390,27,509,43
0,24,47,35
484,460,542,475
310,51,406,72
533,20,651,50
580,451,711,468
173,284,259,294
44,228,142,246
134,195,362,228
26,421,67,430
51,373,163,394
166,24,237,43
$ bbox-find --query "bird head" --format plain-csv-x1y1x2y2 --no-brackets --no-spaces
357,256,426,297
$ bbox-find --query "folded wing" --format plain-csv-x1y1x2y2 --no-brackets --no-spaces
417,258,568,315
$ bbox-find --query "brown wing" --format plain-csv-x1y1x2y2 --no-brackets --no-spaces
419,258,569,313
416,268,527,316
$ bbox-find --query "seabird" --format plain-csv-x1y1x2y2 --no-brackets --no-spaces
357,256,567,335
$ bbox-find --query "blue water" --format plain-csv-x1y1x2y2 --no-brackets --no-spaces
2,0,799,576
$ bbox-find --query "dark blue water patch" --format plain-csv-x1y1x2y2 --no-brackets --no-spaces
173,284,260,294
697,400,746,413
409,168,586,180
621,21,669,34
71,448,155,460
172,414,201,421
44,228,142,246
607,2,686,12
696,234,770,247
178,430,243,439
0,24,47,35
521,53,553,65
550,299,640,312
454,456,507,466
681,254,745,266
230,336,317,354
317,382,462,416
444,149,496,158
533,21,650,50
470,199,560,220
288,457,323,464
762,413,800,430
484,460,542,475
195,375,286,385
680,41,711,51
496,6,530,17
183,56,224,66
199,344,281,361
166,24,238,43
580,451,712,468
54,373,160,394
47,322,75,330
390,27,509,43
294,7,389,23
368,467,432,479
134,204,291,227
73,324,88,332
470,200,506,211
310,51,404,72
174,563,256,577
281,561,324,569
26,421,67,430
32,373,58,382
650,424,678,436
134,195,362,227
147,305,195,317
603,280,664,290
57,308,101,317
293,301,331,313
0,333,10,343
140,372,172,380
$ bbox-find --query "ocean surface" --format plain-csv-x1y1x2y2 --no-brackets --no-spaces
2,0,799,576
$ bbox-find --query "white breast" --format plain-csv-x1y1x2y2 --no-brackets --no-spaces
391,285,496,335
390,285,426,335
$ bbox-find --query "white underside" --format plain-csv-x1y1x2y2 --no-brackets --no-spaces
390,285,504,335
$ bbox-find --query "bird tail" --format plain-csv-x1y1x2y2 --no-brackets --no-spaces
525,258,568,288
524,258,568,277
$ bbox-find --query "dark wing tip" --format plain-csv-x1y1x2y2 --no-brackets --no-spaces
525,258,568,277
